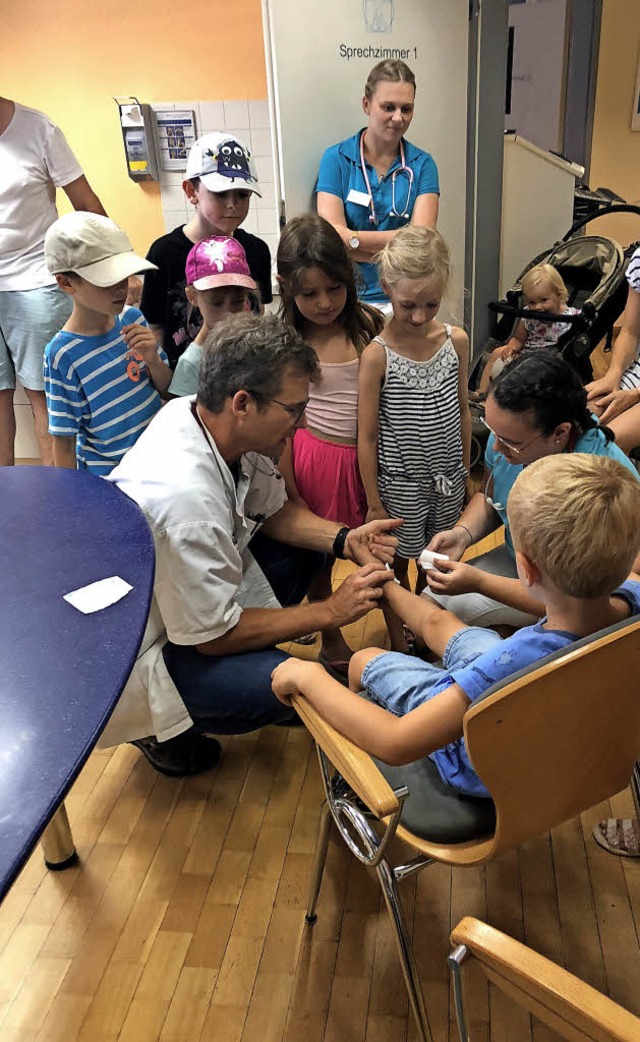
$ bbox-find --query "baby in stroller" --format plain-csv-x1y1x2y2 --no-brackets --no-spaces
472,263,578,400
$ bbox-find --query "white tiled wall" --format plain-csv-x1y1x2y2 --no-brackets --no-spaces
151,100,280,276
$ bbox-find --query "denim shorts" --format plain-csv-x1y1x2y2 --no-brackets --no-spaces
0,285,71,391
360,626,503,716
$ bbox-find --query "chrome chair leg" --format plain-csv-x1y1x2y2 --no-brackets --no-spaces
376,856,432,1042
305,800,332,924
448,945,471,1042
41,802,78,870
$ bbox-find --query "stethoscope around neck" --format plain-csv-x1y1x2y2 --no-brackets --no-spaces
359,130,414,225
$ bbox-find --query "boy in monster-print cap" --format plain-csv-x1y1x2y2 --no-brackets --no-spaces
141,132,272,368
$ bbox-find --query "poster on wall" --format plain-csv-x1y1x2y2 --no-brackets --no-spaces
155,110,197,170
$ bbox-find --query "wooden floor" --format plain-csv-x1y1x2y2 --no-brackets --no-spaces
2,527,640,1042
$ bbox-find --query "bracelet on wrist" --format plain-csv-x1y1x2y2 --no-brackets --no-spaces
332,526,351,560
453,523,473,547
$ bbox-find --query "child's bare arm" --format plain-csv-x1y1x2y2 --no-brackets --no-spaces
587,287,640,401
357,343,387,520
278,439,305,504
503,320,527,354
426,561,544,617
477,345,509,397
52,435,77,469
271,658,469,766
382,581,469,658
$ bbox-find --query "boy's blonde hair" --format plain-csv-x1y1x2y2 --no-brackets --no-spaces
376,226,450,292
521,263,568,304
508,454,640,598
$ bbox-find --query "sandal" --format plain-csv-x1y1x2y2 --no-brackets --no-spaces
130,728,221,777
592,818,640,858
292,632,318,646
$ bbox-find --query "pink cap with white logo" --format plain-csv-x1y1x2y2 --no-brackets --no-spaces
185,236,257,291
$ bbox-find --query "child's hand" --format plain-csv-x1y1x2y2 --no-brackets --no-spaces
347,540,380,567
426,559,479,596
122,323,160,365
502,344,522,363
271,658,320,704
126,276,143,307
346,517,401,566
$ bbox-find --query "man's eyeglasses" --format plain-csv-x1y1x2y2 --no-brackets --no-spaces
479,416,544,455
248,390,308,425
270,397,309,424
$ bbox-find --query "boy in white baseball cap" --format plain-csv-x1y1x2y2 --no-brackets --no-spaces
43,211,172,474
140,132,272,368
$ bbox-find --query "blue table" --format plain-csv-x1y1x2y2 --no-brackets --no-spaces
0,467,154,901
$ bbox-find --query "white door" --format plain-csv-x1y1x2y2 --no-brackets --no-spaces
262,0,470,320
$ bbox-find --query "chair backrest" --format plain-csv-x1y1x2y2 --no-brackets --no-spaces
463,617,640,859
450,917,640,1042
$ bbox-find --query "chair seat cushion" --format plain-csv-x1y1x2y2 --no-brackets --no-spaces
374,756,496,843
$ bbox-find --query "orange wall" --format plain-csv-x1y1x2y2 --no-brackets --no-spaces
589,0,640,245
2,0,267,254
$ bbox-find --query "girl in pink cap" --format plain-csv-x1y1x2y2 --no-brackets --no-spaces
168,235,256,397
277,214,384,671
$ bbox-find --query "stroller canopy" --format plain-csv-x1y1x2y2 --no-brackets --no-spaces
516,235,626,313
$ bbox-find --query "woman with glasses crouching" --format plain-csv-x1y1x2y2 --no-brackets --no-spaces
423,350,638,629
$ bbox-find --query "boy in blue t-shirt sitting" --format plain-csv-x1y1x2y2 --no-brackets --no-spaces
271,454,640,798
43,211,171,475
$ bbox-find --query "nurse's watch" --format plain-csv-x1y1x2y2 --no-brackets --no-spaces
348,234,360,250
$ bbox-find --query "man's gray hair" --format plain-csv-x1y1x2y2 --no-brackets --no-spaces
197,313,319,413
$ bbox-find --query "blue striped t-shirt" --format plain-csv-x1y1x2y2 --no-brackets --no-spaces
44,307,167,475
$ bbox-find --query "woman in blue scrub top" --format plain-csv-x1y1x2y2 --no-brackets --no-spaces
317,60,439,308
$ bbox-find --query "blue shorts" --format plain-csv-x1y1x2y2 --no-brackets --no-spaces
0,285,71,391
360,626,503,715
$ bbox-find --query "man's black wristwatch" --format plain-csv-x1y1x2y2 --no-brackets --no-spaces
332,526,351,560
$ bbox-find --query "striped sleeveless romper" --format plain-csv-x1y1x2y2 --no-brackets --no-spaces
620,248,640,390
375,326,467,559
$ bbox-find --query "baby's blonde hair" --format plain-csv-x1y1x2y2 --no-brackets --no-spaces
508,454,640,598
376,226,450,293
521,263,568,304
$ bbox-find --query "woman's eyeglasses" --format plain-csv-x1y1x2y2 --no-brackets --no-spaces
479,416,544,456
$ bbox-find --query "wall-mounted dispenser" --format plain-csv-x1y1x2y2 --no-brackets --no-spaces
114,97,159,182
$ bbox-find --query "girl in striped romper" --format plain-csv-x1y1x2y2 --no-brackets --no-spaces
358,226,471,647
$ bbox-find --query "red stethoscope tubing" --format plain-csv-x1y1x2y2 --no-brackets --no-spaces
358,130,414,225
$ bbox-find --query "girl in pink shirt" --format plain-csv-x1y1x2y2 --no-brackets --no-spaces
277,214,383,668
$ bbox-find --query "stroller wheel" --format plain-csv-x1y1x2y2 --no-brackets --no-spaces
470,434,483,470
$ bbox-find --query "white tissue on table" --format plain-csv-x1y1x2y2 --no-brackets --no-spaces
63,575,133,614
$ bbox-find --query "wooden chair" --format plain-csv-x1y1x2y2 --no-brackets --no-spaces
448,916,640,1041
292,617,640,1042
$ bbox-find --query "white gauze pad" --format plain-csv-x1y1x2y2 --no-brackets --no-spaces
418,549,449,572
